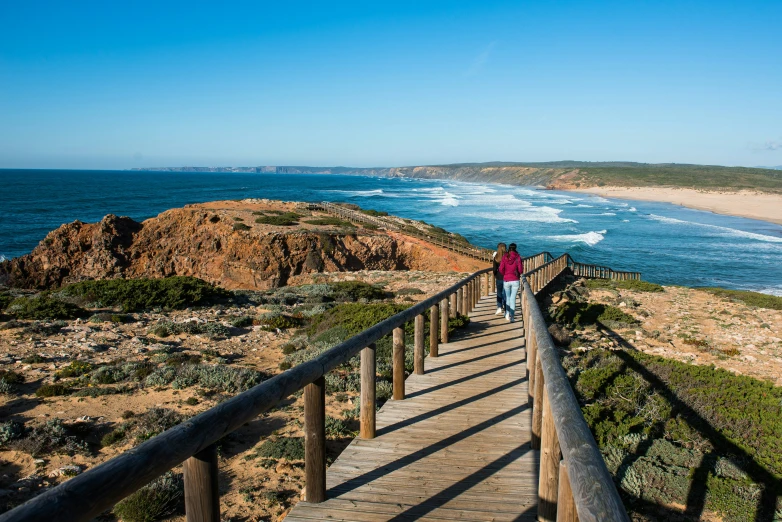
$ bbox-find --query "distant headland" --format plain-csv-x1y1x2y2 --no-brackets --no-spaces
132,161,782,224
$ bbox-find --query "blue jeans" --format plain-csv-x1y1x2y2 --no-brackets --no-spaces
503,280,520,320
495,277,506,311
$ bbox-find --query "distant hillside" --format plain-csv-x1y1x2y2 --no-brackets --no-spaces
134,162,782,193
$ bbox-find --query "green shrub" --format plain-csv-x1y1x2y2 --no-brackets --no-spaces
448,314,471,332
56,360,93,378
308,303,409,337
362,224,379,231
325,416,353,438
255,214,300,226
0,292,12,311
230,315,254,328
586,279,664,293
304,217,355,227
700,287,782,310
0,369,24,385
144,363,266,393
59,276,230,312
8,419,88,456
113,472,183,522
149,320,230,338
396,287,424,296
257,314,302,331
281,343,298,355
35,383,70,397
88,312,131,323
329,281,389,301
255,437,305,461
134,408,184,442
553,302,636,327
7,295,85,320
0,420,24,445
232,222,251,231
184,397,199,406
101,426,128,447
22,354,46,364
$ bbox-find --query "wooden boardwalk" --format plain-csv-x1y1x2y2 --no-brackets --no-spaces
286,294,538,521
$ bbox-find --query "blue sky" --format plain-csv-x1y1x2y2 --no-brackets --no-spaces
1,0,780,169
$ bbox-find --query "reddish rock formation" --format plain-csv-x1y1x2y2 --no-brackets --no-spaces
0,201,485,290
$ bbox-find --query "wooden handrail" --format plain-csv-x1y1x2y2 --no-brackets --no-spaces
522,256,631,522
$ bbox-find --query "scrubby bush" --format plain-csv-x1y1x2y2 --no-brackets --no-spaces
255,437,305,461
113,472,183,522
56,360,93,378
308,303,409,337
90,361,154,384
304,217,355,227
9,419,89,456
255,213,300,226
134,408,185,442
59,276,230,312
21,320,67,336
149,320,230,338
553,302,636,327
230,315,254,328
395,287,424,296
0,369,24,385
7,295,86,320
22,354,46,364
0,421,24,445
144,364,266,393
360,209,388,217
35,383,70,397
232,222,251,231
586,279,664,293
329,281,389,301
325,416,352,438
257,314,302,331
0,291,13,311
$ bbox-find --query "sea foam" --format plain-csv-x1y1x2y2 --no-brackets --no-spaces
548,230,607,247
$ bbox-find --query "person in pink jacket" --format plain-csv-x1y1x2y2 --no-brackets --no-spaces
498,243,524,322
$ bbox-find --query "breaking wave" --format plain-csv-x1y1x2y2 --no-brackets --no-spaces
648,215,782,243
548,230,607,247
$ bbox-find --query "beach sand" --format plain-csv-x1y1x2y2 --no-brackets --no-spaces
566,186,782,225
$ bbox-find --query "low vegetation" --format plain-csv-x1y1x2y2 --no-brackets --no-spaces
254,212,301,226
585,278,664,293
6,295,86,320
700,287,782,310
303,217,355,227
113,472,183,522
58,276,230,312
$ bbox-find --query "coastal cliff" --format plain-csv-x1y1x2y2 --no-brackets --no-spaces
0,200,485,291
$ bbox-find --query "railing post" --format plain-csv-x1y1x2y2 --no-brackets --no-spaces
531,353,544,448
538,385,562,522
184,444,220,522
304,376,326,503
465,281,472,313
440,298,449,343
456,287,464,316
414,314,425,375
556,460,578,522
360,343,376,439
392,328,405,400
449,292,457,318
429,305,439,357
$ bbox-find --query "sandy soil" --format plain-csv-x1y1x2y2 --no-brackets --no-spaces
572,285,782,386
565,186,782,225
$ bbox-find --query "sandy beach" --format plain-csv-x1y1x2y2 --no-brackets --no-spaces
566,186,782,225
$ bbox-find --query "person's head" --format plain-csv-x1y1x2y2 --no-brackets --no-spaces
508,243,517,253
494,243,506,261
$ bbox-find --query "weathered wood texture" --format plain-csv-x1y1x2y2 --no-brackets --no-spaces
361,343,377,439
429,305,439,357
183,445,220,522
393,327,405,400
286,293,536,521
304,377,326,503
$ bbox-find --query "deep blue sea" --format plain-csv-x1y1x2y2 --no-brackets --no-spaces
1,169,781,296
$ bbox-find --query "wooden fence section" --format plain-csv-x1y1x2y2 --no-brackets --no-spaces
0,250,638,522
300,201,494,262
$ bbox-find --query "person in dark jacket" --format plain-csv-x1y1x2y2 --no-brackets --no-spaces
492,243,507,315
498,243,524,322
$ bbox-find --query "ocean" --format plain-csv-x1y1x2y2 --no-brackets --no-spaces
1,169,781,296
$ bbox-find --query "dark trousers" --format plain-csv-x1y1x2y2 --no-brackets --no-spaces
495,277,506,311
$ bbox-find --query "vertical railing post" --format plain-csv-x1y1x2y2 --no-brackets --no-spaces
429,305,439,357
304,376,326,503
184,444,220,522
440,298,449,343
414,314,425,375
456,286,464,316
531,353,544,448
556,461,578,522
538,385,562,522
392,327,405,400
449,292,457,318
360,343,376,439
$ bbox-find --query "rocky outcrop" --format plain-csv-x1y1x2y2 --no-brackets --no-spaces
0,204,484,291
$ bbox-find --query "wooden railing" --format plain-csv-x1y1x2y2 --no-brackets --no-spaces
522,254,631,522
299,201,494,262
1,250,638,522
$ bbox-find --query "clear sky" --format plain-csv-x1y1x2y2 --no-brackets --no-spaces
1,0,780,169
